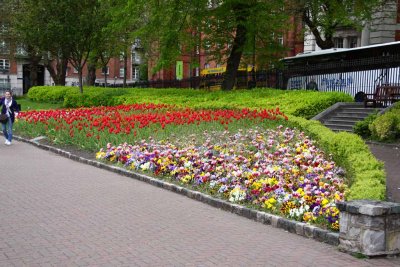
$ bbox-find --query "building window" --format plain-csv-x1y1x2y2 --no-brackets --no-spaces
0,59,10,72
349,37,358,48
16,45,27,56
73,67,79,74
195,67,199,77
132,51,140,63
133,67,139,80
0,41,9,54
102,66,109,75
119,68,125,78
0,78,10,89
277,35,284,45
334,38,344,48
204,63,210,69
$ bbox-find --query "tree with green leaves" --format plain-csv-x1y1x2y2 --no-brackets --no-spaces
10,0,72,86
10,0,113,93
121,0,288,90
287,0,390,49
65,0,110,93
105,0,149,86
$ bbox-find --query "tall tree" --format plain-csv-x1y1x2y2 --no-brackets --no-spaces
122,0,288,90
10,0,112,92
10,0,72,86
106,0,146,86
65,0,109,93
287,0,389,49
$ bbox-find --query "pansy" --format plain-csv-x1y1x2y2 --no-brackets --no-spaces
96,125,347,231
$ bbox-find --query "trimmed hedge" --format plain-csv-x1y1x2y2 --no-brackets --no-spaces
27,86,71,103
27,86,353,118
288,116,386,200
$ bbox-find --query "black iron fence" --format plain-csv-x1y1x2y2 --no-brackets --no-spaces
94,70,281,90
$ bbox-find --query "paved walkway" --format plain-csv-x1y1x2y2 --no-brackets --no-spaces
367,143,400,203
1,140,399,266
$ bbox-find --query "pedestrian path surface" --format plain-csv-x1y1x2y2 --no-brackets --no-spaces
1,140,399,266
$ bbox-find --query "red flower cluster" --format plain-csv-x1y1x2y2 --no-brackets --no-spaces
19,103,288,139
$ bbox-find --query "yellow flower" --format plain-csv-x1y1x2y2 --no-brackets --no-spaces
267,178,278,186
321,198,329,207
303,212,315,222
252,181,262,190
331,221,339,231
264,198,277,210
296,187,304,196
96,151,106,159
181,174,193,184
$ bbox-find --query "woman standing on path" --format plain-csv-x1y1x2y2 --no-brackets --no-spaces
1,89,19,145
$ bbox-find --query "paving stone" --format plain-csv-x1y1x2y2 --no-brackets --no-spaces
1,139,399,266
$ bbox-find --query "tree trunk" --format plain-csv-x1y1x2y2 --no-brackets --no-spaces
221,23,247,91
303,12,335,49
45,57,68,85
87,62,97,86
78,69,84,93
29,63,38,88
104,66,108,87
221,3,250,91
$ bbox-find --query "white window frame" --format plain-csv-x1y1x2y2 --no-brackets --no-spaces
132,66,139,80
0,59,10,72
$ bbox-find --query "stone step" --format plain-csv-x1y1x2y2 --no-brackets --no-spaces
334,115,370,120
325,119,361,126
324,123,354,132
315,103,383,133
333,111,373,118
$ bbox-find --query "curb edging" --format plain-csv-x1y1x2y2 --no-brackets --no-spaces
13,135,340,246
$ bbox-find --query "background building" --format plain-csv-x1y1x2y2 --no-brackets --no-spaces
304,0,400,52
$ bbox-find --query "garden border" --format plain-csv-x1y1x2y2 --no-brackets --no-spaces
13,134,340,246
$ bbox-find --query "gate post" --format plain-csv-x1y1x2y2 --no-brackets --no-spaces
337,200,400,256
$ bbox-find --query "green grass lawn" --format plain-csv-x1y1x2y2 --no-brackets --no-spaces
16,96,63,111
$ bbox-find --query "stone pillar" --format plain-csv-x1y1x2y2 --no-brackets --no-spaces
361,24,370,46
343,37,349,48
337,200,400,257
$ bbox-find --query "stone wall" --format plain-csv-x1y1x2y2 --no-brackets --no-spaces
337,200,400,256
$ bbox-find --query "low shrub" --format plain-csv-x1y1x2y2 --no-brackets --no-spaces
353,112,378,138
28,86,71,103
369,113,399,141
369,103,400,141
63,88,129,107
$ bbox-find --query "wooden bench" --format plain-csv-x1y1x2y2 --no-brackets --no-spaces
364,84,400,108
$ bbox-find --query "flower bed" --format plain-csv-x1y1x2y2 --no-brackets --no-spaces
16,103,347,230
96,126,346,231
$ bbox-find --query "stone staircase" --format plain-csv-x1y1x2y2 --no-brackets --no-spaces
312,103,382,132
